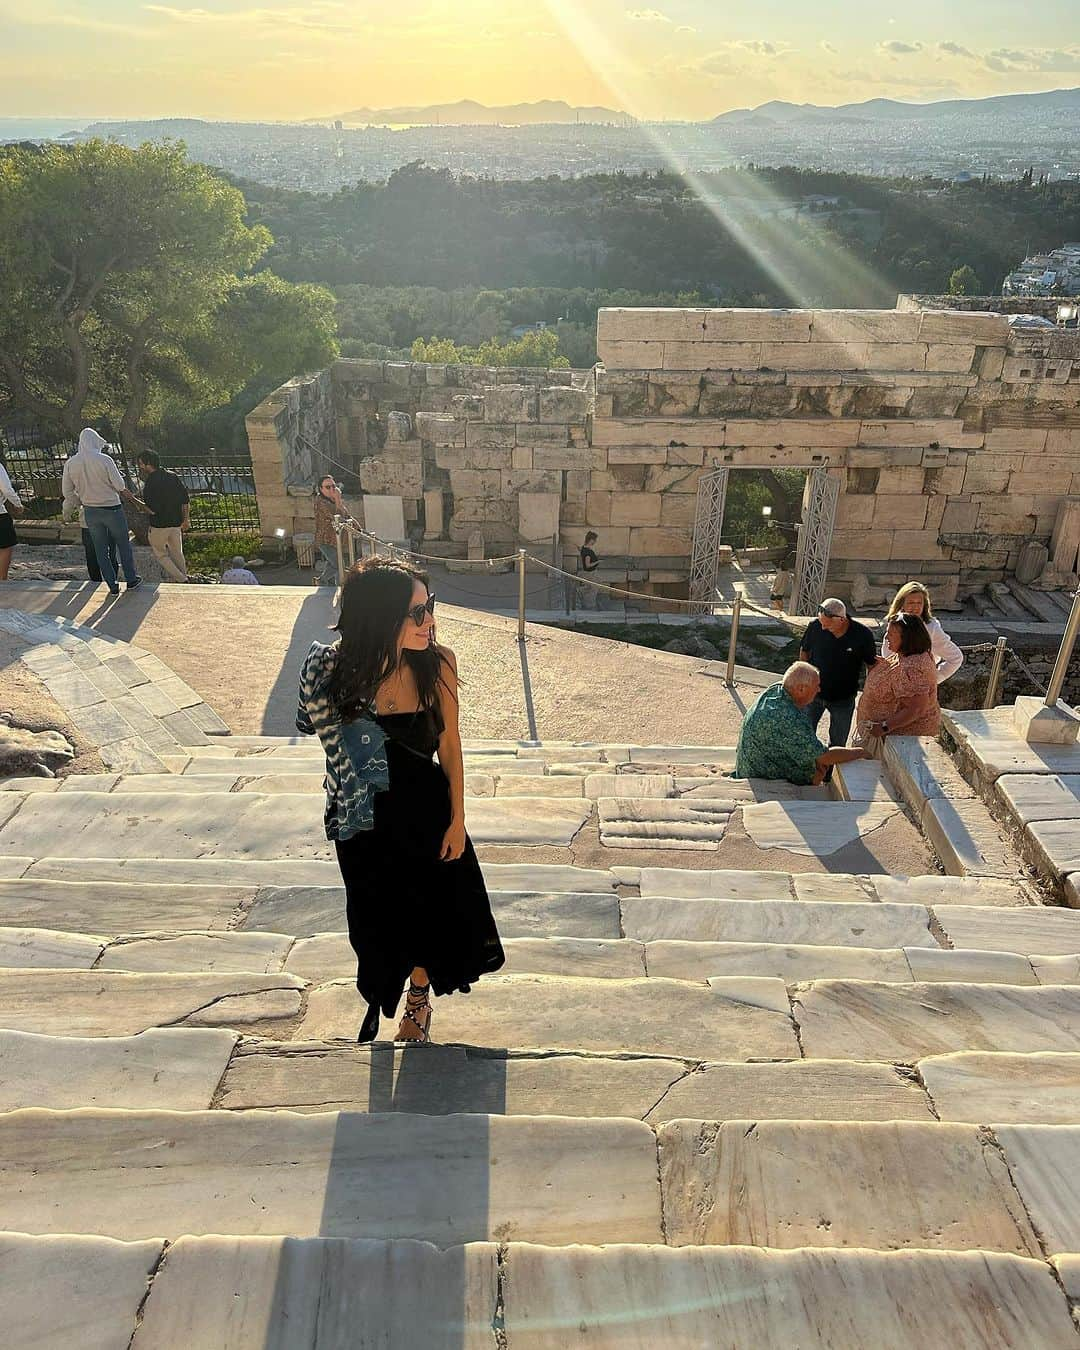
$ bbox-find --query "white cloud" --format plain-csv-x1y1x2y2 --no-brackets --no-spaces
937,41,976,60
984,46,1080,73
675,25,696,35
737,40,780,56
878,40,923,56
820,40,837,55
143,4,359,33
625,8,672,22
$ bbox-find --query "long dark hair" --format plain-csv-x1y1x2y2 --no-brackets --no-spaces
327,556,448,721
889,612,933,658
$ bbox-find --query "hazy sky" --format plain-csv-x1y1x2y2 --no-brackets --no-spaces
2,0,1080,122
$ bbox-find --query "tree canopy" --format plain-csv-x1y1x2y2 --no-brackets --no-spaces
0,139,338,447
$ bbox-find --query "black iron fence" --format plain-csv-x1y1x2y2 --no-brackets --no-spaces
0,428,259,536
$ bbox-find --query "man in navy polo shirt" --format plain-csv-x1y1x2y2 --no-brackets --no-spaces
798,597,878,748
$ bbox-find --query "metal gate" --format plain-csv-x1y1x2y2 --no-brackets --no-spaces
791,465,839,615
688,467,729,607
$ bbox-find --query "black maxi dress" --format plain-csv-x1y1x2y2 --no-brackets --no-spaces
333,706,505,1036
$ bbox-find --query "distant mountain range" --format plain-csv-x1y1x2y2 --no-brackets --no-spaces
713,87,1080,126
321,100,627,127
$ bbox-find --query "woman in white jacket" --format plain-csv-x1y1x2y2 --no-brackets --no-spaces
882,582,963,684
0,459,24,580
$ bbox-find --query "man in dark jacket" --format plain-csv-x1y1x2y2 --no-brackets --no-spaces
798,597,878,747
136,451,190,583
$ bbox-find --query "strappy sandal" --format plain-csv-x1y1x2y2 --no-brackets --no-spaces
395,981,432,1044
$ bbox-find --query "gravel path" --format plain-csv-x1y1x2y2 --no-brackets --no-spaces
0,583,754,741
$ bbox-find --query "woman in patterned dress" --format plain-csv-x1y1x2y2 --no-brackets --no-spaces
855,613,941,746
297,556,504,1043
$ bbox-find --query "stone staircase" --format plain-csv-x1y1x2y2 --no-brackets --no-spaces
3,724,1080,1342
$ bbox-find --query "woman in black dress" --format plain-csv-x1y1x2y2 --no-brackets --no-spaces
297,556,504,1043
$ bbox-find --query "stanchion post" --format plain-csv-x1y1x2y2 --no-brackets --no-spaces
334,522,345,586
1045,587,1080,709
726,593,742,687
345,526,356,572
517,549,527,641
983,635,1008,710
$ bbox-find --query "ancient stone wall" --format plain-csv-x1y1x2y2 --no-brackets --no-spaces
247,307,1080,603
594,305,1080,603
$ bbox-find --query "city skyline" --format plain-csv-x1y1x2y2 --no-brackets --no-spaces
2,0,1080,123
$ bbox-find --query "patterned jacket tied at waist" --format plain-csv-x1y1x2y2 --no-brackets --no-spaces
296,641,388,840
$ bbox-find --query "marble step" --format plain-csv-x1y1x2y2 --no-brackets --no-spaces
0,790,595,855
7,1232,1077,1350
14,920,1053,989
0,1109,664,1247
0,881,623,940
3,1110,1076,1263
636,866,1035,908
8,1020,1080,1126
301,974,801,1060
795,979,1080,1062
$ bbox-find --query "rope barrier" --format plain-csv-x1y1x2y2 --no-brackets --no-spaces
334,517,522,568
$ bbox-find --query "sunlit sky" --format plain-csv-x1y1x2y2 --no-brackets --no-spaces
2,0,1079,122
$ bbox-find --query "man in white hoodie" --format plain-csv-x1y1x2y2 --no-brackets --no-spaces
62,429,143,595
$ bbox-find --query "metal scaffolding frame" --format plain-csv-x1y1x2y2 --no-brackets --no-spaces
791,465,840,615
688,466,730,607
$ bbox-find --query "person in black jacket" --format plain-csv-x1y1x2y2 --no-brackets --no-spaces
798,597,878,748
136,452,190,583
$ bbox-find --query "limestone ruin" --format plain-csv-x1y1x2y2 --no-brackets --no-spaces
248,299,1080,609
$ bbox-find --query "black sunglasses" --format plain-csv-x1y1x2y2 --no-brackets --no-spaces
407,592,436,626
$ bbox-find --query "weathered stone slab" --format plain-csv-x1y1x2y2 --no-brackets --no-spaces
0,1027,237,1111
598,798,731,849
994,1125,1080,1255
638,867,793,901
792,873,876,903
872,875,1032,908
0,796,27,832
0,791,592,856
0,791,332,860
0,970,304,1036
97,931,293,974
0,925,104,968
903,947,1037,985
742,802,902,855
26,857,343,886
796,980,1080,1060
493,776,585,797
131,1235,498,1350
832,758,899,803
245,887,621,939
0,856,31,878
922,797,1021,877
220,1043,684,1118
625,746,735,766
623,897,934,948
920,1052,1080,1124
0,879,252,933
0,1110,664,1245
646,940,910,983
481,863,616,893
998,773,1080,824
287,934,644,982
934,904,1080,957
883,736,976,812
584,773,673,799
303,974,798,1060
943,709,1080,783
503,1244,1078,1349
1025,818,1080,881
658,1119,1039,1254
0,1232,165,1350
1033,953,1080,983
648,1058,932,1122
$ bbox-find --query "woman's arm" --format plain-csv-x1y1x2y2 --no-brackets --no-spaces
0,464,23,515
435,647,467,861
931,621,964,683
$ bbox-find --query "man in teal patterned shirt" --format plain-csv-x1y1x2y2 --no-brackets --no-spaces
736,662,868,785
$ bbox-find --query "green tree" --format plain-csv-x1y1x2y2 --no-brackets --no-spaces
948,265,982,296
0,139,337,447
411,328,570,368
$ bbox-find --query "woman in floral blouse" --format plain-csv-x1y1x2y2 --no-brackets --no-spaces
855,613,941,744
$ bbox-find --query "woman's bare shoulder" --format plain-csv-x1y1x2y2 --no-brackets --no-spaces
435,643,458,670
